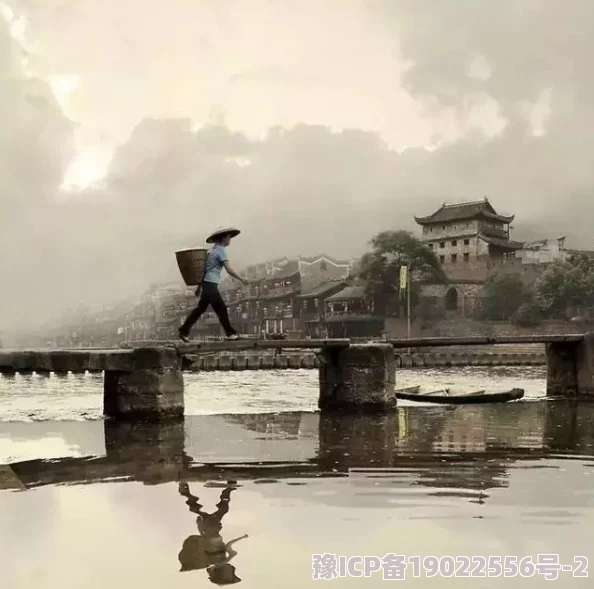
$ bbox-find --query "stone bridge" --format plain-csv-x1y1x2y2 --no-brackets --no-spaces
0,334,591,419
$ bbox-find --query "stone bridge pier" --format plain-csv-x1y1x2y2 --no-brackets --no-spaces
103,343,398,419
317,344,396,412
104,347,184,420
546,332,594,398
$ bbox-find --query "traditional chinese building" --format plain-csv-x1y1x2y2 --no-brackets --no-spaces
297,280,347,338
258,261,301,336
197,254,352,338
154,290,195,339
415,198,525,316
123,299,157,341
415,198,523,280
324,283,384,338
257,255,352,336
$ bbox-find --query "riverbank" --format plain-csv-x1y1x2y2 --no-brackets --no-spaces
186,349,546,371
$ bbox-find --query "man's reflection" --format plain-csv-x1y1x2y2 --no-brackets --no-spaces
178,481,248,585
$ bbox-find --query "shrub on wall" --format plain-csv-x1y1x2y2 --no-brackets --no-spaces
511,301,543,327
416,297,446,326
536,254,594,319
482,272,533,321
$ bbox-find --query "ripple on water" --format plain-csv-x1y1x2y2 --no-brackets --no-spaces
0,366,546,421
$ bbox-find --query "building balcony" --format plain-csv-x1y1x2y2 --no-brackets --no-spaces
230,312,260,321
301,311,323,322
261,285,298,299
325,313,381,324
263,311,295,319
325,309,371,318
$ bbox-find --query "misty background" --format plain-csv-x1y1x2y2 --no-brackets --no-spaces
2,0,594,332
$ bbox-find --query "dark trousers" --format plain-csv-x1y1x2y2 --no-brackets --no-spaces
180,281,236,337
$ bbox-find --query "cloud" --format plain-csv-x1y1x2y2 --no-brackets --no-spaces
3,1,594,334
0,9,75,332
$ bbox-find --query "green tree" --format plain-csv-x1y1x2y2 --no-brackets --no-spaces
359,230,446,316
511,301,543,327
481,273,532,321
536,254,594,318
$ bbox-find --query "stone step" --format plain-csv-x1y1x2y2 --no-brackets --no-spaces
185,350,546,371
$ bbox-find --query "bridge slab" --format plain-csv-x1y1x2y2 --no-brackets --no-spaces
0,349,135,373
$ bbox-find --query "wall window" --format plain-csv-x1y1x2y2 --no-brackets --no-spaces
463,253,470,262
464,239,470,246
439,255,445,263
451,254,458,263
452,240,457,246
439,242,445,248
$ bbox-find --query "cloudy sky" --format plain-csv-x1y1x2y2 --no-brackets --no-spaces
12,0,502,186
2,0,594,331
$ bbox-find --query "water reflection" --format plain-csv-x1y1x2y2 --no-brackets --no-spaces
3,401,594,493
3,403,594,588
178,481,247,584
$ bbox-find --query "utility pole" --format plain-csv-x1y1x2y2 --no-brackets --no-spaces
407,264,411,340
399,264,411,343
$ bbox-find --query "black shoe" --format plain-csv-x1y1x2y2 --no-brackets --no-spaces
178,328,190,343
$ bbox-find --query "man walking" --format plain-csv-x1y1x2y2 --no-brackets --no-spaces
179,227,247,342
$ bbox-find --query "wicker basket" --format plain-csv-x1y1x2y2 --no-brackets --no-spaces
175,248,208,286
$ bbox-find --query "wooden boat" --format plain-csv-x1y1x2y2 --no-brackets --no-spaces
394,385,524,404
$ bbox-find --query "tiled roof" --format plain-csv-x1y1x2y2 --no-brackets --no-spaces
415,199,514,225
479,234,523,250
326,285,366,301
297,280,346,299
267,261,299,280
298,254,351,266
259,289,298,300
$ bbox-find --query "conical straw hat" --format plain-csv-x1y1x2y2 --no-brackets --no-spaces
205,226,241,244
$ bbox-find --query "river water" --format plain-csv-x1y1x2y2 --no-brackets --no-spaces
2,367,594,587
0,365,546,422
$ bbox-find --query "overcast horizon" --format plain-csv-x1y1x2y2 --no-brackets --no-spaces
3,0,594,332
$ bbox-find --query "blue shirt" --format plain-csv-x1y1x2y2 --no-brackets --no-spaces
203,244,228,284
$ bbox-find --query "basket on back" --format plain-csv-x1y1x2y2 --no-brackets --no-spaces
175,248,208,286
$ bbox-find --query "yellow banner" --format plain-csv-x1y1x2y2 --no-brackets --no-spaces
399,265,408,290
